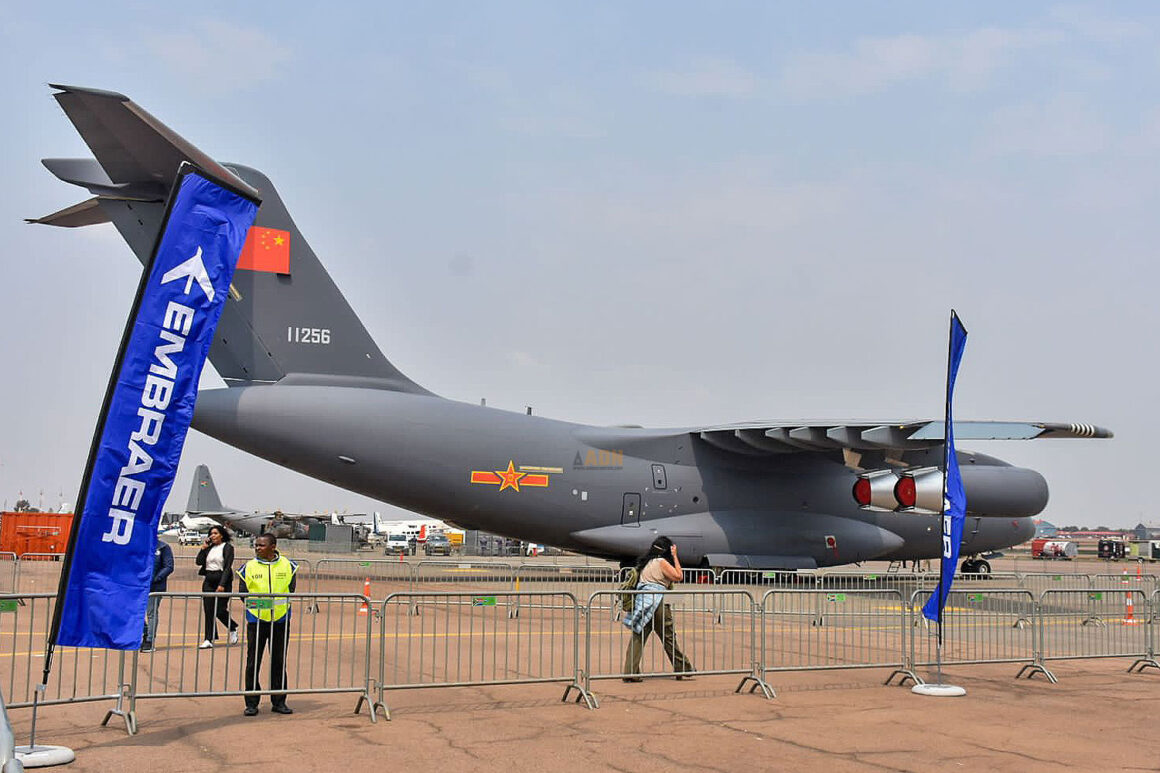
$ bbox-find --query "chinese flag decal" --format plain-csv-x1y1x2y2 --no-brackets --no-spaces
237,226,291,274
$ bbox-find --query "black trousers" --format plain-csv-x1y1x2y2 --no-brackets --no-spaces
245,618,289,708
201,572,237,641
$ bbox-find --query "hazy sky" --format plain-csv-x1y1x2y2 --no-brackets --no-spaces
1,3,1155,528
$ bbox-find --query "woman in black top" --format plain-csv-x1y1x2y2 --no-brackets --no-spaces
194,525,239,648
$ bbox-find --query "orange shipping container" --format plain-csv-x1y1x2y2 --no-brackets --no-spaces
0,512,74,558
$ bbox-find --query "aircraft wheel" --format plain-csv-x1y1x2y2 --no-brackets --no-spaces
959,559,978,574
974,560,991,575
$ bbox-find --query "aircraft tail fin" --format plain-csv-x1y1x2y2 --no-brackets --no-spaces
33,84,432,395
187,465,225,514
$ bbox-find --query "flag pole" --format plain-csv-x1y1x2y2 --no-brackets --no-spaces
935,309,956,686
913,309,967,697
40,163,192,694
30,163,260,753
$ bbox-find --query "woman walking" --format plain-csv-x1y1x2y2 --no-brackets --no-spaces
622,536,694,681
195,525,240,649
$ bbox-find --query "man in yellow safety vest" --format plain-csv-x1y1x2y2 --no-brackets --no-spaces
237,533,298,716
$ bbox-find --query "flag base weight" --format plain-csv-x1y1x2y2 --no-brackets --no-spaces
911,684,965,697
14,745,75,768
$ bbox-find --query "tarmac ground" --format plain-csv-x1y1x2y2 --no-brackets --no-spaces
6,552,1160,770
9,657,1160,772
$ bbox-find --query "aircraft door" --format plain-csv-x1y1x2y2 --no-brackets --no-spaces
962,517,983,549
621,493,641,526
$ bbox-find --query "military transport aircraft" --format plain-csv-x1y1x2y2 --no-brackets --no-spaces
32,85,1112,573
183,464,321,540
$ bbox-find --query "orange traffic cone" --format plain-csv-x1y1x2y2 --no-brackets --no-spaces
359,578,371,616
1123,591,1139,625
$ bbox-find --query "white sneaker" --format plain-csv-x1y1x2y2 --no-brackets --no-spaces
198,639,213,649
228,630,239,645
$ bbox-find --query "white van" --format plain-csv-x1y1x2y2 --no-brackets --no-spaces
384,534,411,555
178,529,204,546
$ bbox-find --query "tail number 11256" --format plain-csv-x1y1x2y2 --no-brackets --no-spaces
288,326,331,345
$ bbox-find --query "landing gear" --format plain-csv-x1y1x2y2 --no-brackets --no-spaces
959,558,991,575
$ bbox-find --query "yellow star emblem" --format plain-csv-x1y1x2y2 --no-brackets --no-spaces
495,460,526,492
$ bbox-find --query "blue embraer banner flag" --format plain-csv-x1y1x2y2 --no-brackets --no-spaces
57,170,258,648
922,312,969,624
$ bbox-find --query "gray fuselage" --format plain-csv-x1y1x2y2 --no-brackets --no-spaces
193,385,1036,568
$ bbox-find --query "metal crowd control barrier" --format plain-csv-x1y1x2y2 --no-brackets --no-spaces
165,555,316,594
413,561,515,592
372,591,590,719
0,555,15,595
0,594,133,732
1093,572,1158,594
1017,572,1091,596
1018,588,1153,683
13,555,63,594
132,592,375,731
307,558,411,600
510,565,618,617
166,556,205,593
585,589,769,706
907,589,1037,681
1131,590,1160,674
612,567,727,621
761,589,908,683
716,569,801,587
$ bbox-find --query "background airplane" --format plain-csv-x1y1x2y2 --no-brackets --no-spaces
33,85,1112,572
184,464,321,540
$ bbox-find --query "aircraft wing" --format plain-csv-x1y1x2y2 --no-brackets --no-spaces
691,420,1113,456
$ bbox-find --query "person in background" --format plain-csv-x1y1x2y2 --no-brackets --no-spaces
195,524,239,649
621,536,694,681
141,539,174,652
237,533,299,716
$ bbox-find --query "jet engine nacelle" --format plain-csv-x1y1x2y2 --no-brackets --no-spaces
853,465,1048,517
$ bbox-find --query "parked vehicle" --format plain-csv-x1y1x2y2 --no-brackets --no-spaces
178,529,205,546
1031,538,1077,560
424,534,452,556
383,534,411,555
1098,539,1126,560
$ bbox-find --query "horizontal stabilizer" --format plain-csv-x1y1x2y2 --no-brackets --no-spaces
25,197,109,227
37,84,431,393
40,158,167,200
47,84,256,198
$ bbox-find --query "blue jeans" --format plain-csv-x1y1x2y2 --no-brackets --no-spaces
143,595,161,645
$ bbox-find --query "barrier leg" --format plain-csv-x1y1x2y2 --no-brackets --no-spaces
885,668,922,687
369,693,392,721
99,682,136,736
1015,661,1058,683
735,673,775,699
561,680,597,709
99,653,136,736
352,690,378,723
1127,657,1160,674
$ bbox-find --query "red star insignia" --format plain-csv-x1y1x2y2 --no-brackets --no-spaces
496,460,526,492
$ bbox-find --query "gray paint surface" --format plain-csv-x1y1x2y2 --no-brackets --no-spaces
35,85,1114,569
